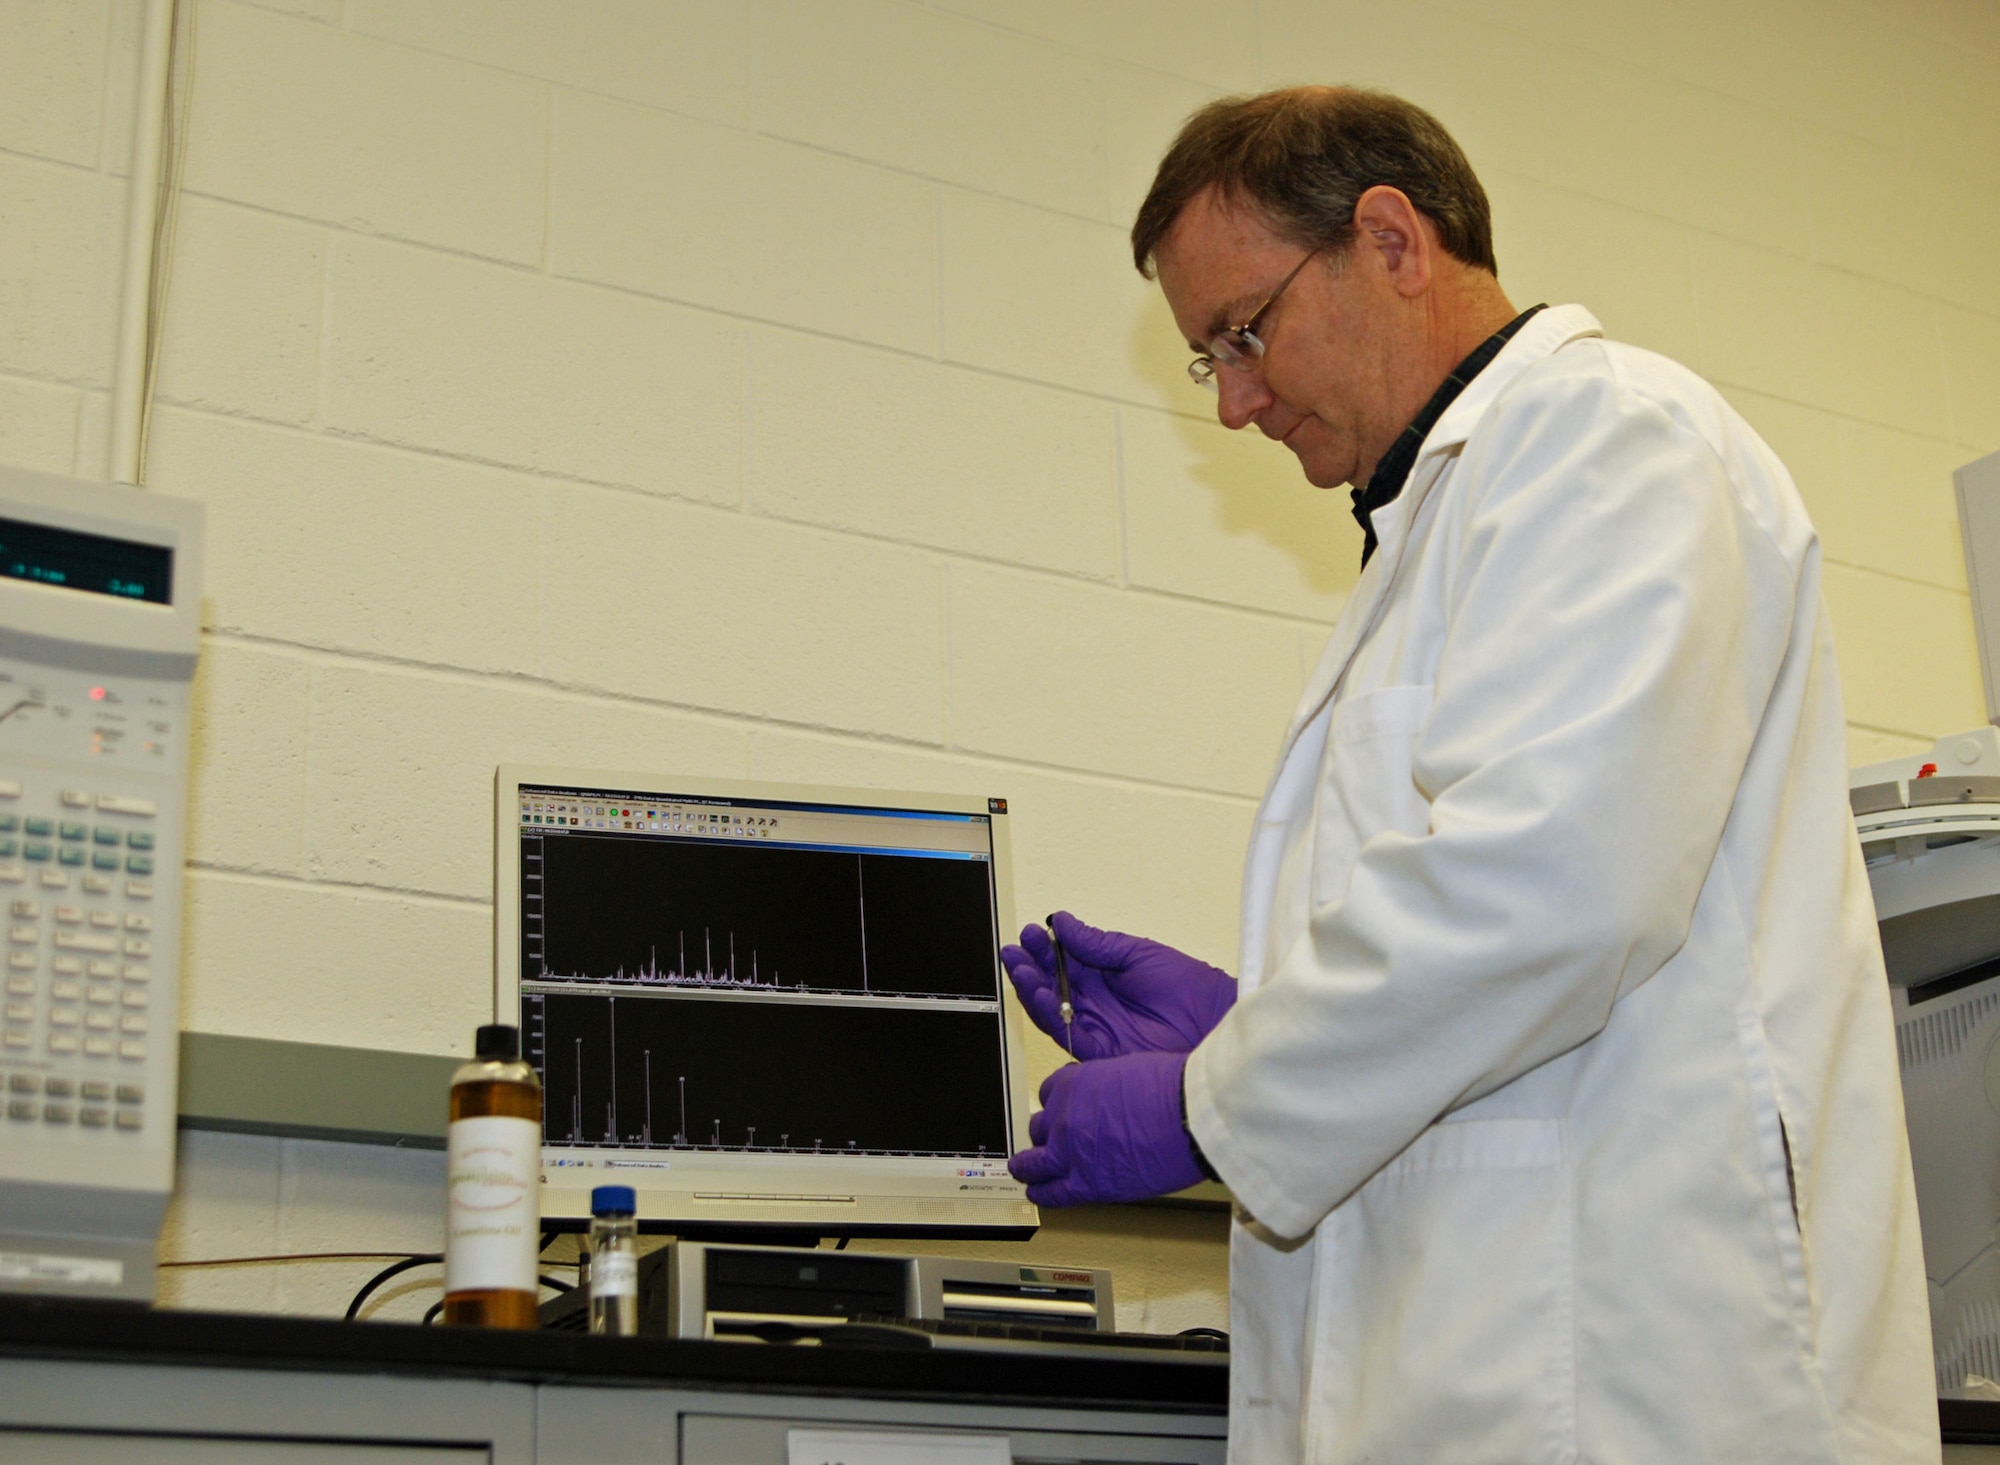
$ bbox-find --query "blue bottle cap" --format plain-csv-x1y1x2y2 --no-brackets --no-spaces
591,1184,636,1216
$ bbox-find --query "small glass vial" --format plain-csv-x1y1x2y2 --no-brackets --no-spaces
587,1184,639,1337
443,1024,543,1329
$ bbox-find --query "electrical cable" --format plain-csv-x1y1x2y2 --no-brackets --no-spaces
418,1276,570,1327
343,1254,441,1322
135,0,197,484
161,1251,436,1269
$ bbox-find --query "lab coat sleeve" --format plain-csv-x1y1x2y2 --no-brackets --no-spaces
1186,358,1799,1240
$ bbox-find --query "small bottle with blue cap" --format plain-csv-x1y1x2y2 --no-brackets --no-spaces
588,1184,639,1336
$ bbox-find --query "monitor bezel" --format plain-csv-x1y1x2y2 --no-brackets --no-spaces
493,763,1037,1240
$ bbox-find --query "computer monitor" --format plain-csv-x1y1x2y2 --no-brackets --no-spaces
493,766,1037,1239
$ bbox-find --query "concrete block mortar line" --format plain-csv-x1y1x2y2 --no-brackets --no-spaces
910,0,1228,91
311,225,332,430
187,860,490,912
153,391,1265,614
738,316,751,510
0,138,133,183
531,474,553,681
1940,302,1966,449
230,414,737,517
1848,720,1967,749
258,210,1216,424
184,482,1335,662
1113,406,1131,589
0,366,96,436
538,80,555,277
1680,217,1707,382
92,0,125,177
196,627,1268,806
1819,552,1975,599
1826,559,1975,603
931,183,945,362
328,24,752,139
534,479,552,682
1695,370,1952,453
695,124,1126,236
939,556,955,749
298,655,321,873
1689,216,1980,324
71,389,109,477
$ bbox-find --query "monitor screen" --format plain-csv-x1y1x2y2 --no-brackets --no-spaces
495,768,1036,1239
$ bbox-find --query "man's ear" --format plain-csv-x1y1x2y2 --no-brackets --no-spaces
1352,184,1433,299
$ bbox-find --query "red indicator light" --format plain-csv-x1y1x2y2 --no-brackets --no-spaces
88,687,106,701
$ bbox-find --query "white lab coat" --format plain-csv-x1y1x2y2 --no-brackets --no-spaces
1184,305,1938,1464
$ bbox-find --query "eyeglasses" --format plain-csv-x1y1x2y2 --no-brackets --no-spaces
1187,250,1319,392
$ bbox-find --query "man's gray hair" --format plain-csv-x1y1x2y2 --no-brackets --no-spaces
1131,86,1497,279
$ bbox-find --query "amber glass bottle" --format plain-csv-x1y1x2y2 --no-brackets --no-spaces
442,1024,543,1329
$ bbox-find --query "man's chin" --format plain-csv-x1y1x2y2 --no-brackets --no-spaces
1291,450,1352,490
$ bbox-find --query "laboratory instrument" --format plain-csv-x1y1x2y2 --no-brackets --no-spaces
1002,913,1237,1061
444,1023,542,1329
1047,915,1075,1054
0,468,202,1305
588,1182,638,1336
1852,448,2000,1394
1955,448,2000,727
494,768,1035,1239
539,1239,1115,1338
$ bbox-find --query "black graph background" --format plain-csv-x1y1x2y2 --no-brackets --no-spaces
529,989,1011,1156
528,831,1000,1000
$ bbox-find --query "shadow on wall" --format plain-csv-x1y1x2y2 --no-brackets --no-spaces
1174,407,1359,602
1126,293,1362,611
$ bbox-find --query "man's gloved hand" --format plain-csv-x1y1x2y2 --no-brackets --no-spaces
1002,912,1236,1061
1007,1050,1207,1206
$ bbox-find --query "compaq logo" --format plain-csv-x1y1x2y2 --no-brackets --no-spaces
1052,1270,1092,1284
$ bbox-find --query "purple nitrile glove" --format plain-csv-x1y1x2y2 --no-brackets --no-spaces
1007,1050,1207,1206
1002,912,1236,1061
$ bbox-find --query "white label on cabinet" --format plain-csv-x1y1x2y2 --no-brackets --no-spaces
787,1430,1011,1465
0,1251,123,1286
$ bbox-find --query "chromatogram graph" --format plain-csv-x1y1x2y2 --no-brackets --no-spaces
526,988,1011,1158
522,827,1001,1002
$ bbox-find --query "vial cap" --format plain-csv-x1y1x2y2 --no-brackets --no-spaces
591,1184,636,1216
474,1024,519,1061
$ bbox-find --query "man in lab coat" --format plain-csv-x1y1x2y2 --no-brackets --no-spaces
1005,87,1938,1463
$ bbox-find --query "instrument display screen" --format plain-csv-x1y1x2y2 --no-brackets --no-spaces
0,517,173,604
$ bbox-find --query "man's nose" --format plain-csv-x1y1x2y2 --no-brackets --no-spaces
1215,367,1272,431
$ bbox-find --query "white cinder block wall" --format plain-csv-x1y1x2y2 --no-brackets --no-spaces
3,0,1998,1327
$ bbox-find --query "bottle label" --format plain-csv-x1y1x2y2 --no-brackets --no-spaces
593,1246,637,1299
445,1115,540,1295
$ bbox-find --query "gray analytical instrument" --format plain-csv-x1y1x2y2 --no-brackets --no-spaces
0,468,202,1304
1856,728,2000,1394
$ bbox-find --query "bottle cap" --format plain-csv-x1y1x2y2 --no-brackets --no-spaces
591,1185,636,1216
474,1024,519,1061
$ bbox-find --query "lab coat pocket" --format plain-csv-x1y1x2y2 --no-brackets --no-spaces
1308,1117,1577,1465
1312,683,1435,906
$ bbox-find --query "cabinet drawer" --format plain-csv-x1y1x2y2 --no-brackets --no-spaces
0,1434,479,1465
682,1413,1224,1465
